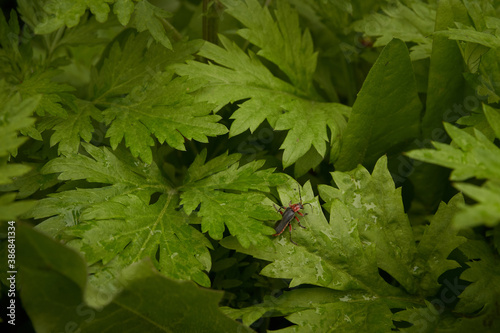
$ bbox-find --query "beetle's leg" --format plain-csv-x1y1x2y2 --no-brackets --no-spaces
293,214,307,229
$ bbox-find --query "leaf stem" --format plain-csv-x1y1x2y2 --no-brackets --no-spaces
202,0,223,44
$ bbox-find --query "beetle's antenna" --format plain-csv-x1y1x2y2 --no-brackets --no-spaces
298,186,314,212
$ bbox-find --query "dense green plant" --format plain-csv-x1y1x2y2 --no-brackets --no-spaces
1,0,500,332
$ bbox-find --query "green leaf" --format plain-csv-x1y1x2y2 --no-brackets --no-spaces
276,101,349,168
220,173,442,330
92,34,225,163
35,0,173,49
16,222,88,332
29,143,213,290
40,143,167,187
32,145,287,289
0,163,59,198
0,193,36,222
456,239,500,314
221,0,317,95
294,146,324,178
92,34,201,100
55,14,114,47
474,47,500,104
181,150,287,248
223,288,395,331
176,36,349,168
30,186,127,237
222,177,401,294
86,259,252,333
456,110,495,141
321,156,418,293
0,86,40,221
175,0,350,167
407,122,500,228
422,0,467,138
453,312,500,333
38,99,103,155
0,9,20,57
132,0,172,49
392,300,460,333
453,181,500,228
335,39,422,171
113,0,134,26
483,104,500,139
221,158,468,329
410,0,473,213
463,0,495,31
16,224,250,333
35,0,111,33
0,90,39,159
16,70,75,118
352,1,436,60
413,193,467,294
31,143,168,226
435,27,500,49
67,193,213,288
407,122,500,181
0,162,32,185
103,73,227,163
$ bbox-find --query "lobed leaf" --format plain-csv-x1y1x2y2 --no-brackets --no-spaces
435,28,500,49
16,70,75,118
223,288,396,332
456,239,500,314
352,1,436,60
413,193,467,294
322,156,418,293
132,0,172,49
67,193,213,288
31,143,214,288
38,99,102,155
181,150,287,247
406,122,500,181
221,157,468,330
91,33,201,100
0,85,40,221
221,0,317,96
453,181,500,228
222,179,398,294
94,35,227,163
175,0,350,167
407,117,500,229
35,0,173,49
176,34,349,167
103,73,227,163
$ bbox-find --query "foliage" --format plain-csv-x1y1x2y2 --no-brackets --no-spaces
407,107,500,229
352,0,436,61
15,223,250,333
1,0,500,332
